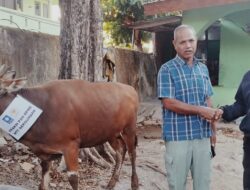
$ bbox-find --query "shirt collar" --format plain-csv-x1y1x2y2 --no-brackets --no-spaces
175,55,199,66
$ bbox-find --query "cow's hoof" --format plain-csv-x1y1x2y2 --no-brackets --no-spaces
105,180,116,190
131,174,139,190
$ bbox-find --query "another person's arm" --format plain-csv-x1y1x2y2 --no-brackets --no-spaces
221,102,246,121
220,75,247,121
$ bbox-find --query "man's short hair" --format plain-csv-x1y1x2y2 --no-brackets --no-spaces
173,25,197,40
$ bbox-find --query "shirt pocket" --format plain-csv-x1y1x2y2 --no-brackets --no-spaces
195,74,209,100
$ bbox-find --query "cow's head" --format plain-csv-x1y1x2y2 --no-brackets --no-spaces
0,64,27,96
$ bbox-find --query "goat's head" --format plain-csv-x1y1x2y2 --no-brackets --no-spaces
0,64,27,96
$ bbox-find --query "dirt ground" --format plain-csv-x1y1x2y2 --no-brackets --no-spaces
0,121,244,190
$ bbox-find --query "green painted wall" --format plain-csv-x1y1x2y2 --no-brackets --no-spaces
219,20,250,88
212,86,237,107
181,2,250,107
212,20,250,107
182,1,250,37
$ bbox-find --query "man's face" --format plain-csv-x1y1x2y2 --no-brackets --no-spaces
173,28,197,63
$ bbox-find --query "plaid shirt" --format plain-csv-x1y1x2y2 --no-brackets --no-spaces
157,56,213,141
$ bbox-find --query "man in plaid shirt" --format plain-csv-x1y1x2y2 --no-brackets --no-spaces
157,25,222,190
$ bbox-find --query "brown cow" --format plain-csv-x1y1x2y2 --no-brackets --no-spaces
0,67,139,190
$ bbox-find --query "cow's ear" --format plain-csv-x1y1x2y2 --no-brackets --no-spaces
0,64,12,78
2,78,27,93
2,71,16,80
0,64,6,76
0,88,7,96
12,78,27,91
0,79,13,89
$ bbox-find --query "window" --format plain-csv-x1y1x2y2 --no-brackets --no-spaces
15,0,23,11
35,1,41,16
43,3,49,18
0,0,22,11
0,0,14,9
0,0,6,7
197,24,221,86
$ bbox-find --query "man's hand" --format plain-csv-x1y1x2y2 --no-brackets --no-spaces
199,107,223,122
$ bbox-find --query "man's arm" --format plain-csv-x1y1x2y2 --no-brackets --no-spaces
161,97,218,121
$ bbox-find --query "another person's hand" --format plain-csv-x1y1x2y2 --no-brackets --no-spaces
214,108,223,120
199,107,223,122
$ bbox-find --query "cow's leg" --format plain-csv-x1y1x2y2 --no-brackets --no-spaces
63,144,79,190
123,124,139,190
128,137,139,190
106,137,126,189
39,160,52,190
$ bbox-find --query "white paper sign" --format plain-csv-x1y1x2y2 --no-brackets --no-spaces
0,95,42,140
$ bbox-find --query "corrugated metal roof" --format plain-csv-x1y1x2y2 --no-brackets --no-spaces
128,16,182,32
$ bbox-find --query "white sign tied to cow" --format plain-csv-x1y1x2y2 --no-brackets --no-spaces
0,95,43,140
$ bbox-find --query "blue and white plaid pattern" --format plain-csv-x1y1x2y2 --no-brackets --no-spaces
157,56,213,141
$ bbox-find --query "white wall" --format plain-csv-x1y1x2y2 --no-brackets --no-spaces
0,4,60,35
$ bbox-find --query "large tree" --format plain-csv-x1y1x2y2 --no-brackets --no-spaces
58,0,114,168
102,0,146,49
59,0,103,81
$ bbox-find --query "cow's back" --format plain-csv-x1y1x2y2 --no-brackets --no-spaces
20,80,138,152
67,80,139,147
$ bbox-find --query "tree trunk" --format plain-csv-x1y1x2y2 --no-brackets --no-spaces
59,0,103,81
58,0,114,168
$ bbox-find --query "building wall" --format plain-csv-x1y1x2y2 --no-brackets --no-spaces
0,0,60,35
219,20,250,88
104,48,157,101
0,26,60,86
143,0,249,15
22,0,59,20
0,27,156,101
0,6,59,35
22,1,33,15
212,19,250,106
182,1,250,37
182,1,250,106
